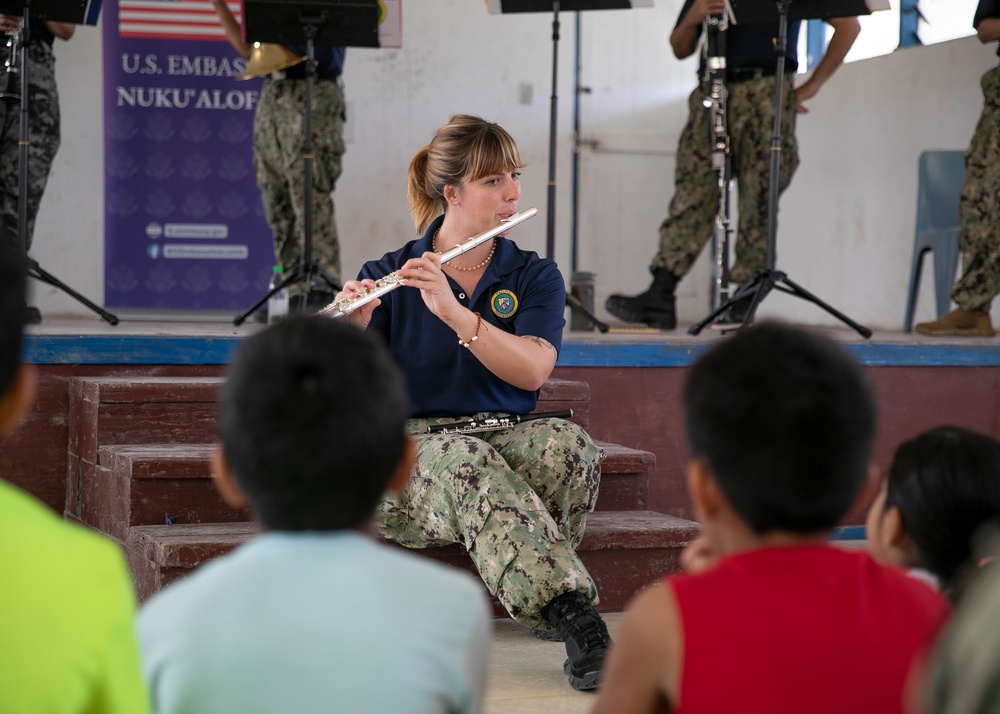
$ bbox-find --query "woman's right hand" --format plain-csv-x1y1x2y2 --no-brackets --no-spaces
333,279,381,330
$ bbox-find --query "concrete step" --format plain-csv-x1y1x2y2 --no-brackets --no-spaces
594,441,652,511
78,444,249,543
78,438,654,542
127,511,700,609
67,377,224,520
66,376,593,520
128,521,260,602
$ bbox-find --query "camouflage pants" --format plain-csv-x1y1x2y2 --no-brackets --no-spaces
254,77,346,294
0,42,60,251
377,416,603,630
951,64,1000,312
652,75,799,285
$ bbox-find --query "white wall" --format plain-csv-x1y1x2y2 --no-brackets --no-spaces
31,1,998,331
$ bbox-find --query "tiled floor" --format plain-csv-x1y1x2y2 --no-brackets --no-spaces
483,613,624,714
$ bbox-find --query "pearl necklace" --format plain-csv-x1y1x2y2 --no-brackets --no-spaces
433,229,496,272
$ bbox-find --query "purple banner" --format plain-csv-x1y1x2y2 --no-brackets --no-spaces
102,0,273,310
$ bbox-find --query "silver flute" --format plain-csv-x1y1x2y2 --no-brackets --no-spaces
319,207,538,318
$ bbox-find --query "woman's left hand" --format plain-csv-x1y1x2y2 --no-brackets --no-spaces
395,251,464,323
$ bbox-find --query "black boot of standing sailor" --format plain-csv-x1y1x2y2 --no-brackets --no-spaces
605,268,679,330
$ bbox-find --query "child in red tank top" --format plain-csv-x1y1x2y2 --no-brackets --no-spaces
591,322,950,714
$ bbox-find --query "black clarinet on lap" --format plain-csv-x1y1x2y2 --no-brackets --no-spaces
426,410,573,435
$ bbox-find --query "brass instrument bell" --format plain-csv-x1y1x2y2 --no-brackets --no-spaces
238,42,305,81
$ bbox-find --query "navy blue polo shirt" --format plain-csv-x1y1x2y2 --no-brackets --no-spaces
360,215,566,418
975,0,1000,55
676,0,800,75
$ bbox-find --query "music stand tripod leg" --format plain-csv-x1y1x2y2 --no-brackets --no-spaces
565,292,609,333
28,259,119,325
689,278,766,335
304,261,341,294
775,273,873,338
232,263,303,326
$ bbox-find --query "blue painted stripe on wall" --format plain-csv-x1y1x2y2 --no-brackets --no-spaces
831,525,867,541
22,334,1000,367
555,341,1000,368
24,335,244,365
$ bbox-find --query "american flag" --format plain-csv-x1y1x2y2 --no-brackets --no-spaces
118,0,241,41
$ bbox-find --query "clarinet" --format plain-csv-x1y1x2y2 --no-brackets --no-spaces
426,409,573,436
703,11,733,310
0,17,22,101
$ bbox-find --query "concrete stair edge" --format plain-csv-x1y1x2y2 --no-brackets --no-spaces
77,440,656,536
126,511,700,610
127,511,699,569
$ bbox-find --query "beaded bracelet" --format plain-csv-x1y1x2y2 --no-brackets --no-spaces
458,312,483,348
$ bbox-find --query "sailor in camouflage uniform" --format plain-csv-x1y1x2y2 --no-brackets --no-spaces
335,115,611,692
0,17,74,251
917,0,1000,338
252,52,346,300
606,0,859,330
211,0,345,303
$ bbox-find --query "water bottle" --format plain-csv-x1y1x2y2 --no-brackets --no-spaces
267,265,289,323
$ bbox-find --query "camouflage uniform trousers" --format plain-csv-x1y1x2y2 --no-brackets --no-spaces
951,64,1000,313
254,77,346,295
652,75,799,286
0,41,60,251
376,416,604,630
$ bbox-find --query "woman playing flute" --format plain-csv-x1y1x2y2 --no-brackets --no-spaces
333,114,610,691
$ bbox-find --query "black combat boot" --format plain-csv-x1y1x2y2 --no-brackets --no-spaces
605,268,679,330
540,591,612,691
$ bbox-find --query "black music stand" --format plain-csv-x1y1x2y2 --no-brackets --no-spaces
232,0,378,326
689,0,876,338
1,0,117,324
487,1,649,333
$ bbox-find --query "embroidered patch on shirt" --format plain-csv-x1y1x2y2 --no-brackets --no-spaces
491,289,518,318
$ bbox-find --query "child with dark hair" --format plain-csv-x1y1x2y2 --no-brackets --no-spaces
137,316,491,714
866,426,1000,600
592,321,951,714
0,241,151,711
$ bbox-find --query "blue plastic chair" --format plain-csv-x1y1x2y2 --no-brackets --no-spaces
903,151,966,332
